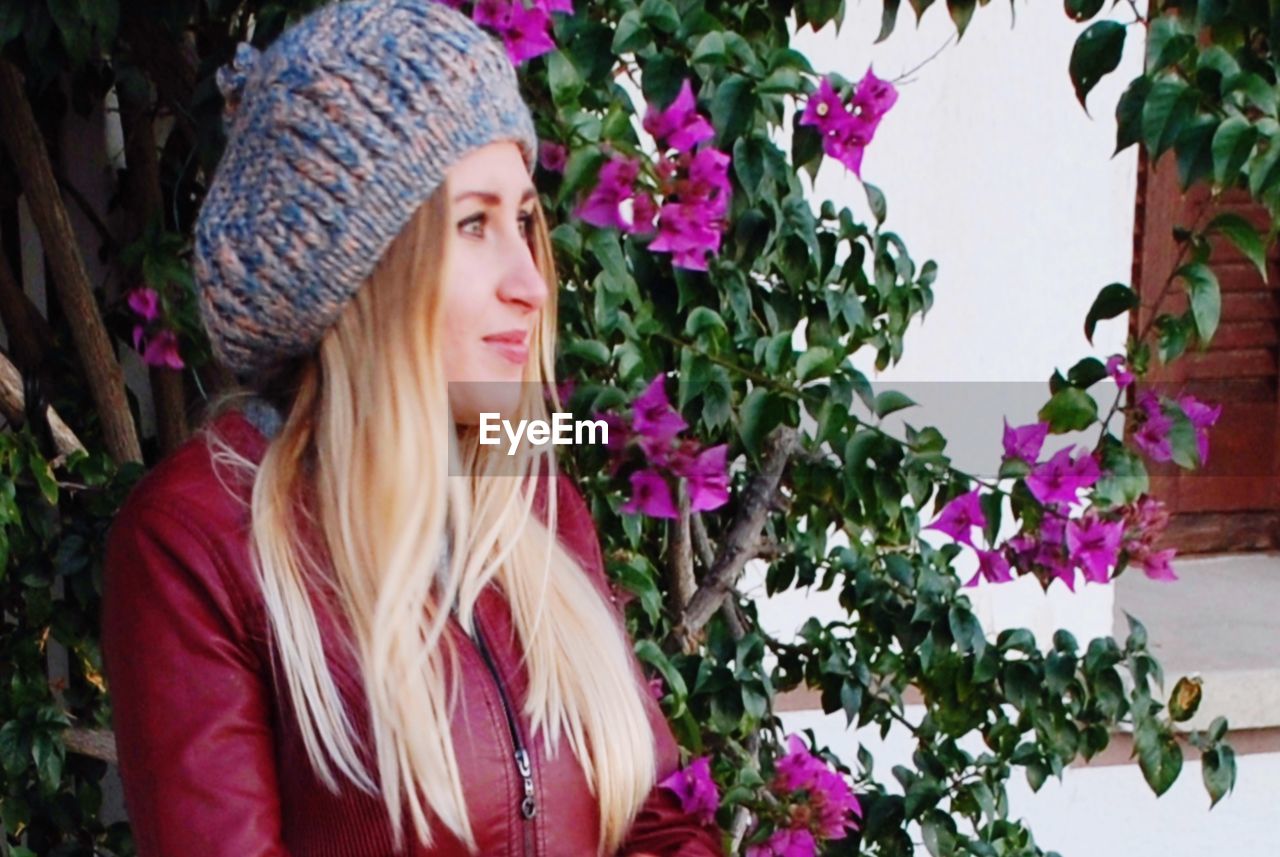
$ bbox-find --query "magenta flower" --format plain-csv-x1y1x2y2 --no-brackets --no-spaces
683,147,732,215
746,828,818,857
499,2,556,65
850,67,898,127
538,140,567,173
647,676,666,700
471,0,509,28
1002,419,1049,465
576,157,642,232
620,469,678,518
1132,391,1173,462
1106,354,1134,388
1175,394,1221,465
966,549,1013,587
771,735,861,841
1067,513,1124,584
127,287,160,322
1026,447,1100,507
927,489,986,547
1138,547,1178,581
649,200,725,271
632,375,688,446
141,329,185,370
798,71,896,177
658,756,719,825
676,443,730,512
643,79,715,153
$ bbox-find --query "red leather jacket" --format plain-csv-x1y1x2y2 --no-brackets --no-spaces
101,409,724,857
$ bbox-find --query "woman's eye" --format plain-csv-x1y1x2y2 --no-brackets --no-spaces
518,212,535,238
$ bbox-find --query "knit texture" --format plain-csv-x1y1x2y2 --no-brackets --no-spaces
194,0,538,377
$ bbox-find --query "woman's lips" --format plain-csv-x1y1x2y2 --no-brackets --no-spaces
483,337,529,365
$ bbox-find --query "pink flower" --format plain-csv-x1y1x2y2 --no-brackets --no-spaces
471,0,509,28
850,67,898,127
643,79,715,152
746,828,818,857
798,71,896,178
658,756,719,824
576,157,641,232
538,140,567,173
649,200,724,271
632,375,688,448
499,2,556,65
127,287,160,322
621,469,677,518
141,329,184,370
132,324,147,352
683,147,732,215
1106,354,1134,388
927,489,986,547
1138,547,1178,581
770,735,861,841
1132,391,1172,462
648,676,666,700
1026,447,1100,507
1002,419,1049,465
1175,394,1221,465
675,443,730,512
1067,513,1124,584
966,548,1013,587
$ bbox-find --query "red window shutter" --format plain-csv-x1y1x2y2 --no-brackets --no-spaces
1131,149,1280,553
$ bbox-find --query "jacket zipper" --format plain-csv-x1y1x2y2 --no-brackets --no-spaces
468,615,538,854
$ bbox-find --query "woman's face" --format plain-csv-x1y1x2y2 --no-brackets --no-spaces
440,141,548,424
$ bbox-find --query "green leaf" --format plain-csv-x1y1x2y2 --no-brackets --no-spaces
865,182,887,224
1225,72,1278,116
1142,78,1196,159
612,9,649,54
1137,726,1183,796
1166,402,1202,468
1038,387,1099,433
948,605,986,655
1174,114,1218,190
947,0,977,38
639,0,680,33
796,346,836,383
685,306,726,340
1207,212,1268,281
711,74,757,148
1069,21,1126,111
586,228,629,290
563,339,610,365
0,0,28,47
690,31,727,65
1114,76,1152,154
1145,15,1195,73
1202,745,1236,807
738,388,789,458
1084,283,1138,343
1094,447,1148,506
877,0,901,42
1066,356,1108,389
547,51,583,107
1065,0,1105,22
1211,116,1258,185
874,390,916,419
1178,262,1221,345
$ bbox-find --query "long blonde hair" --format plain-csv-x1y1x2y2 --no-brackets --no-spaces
203,181,656,854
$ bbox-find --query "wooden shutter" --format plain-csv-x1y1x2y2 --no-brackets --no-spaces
1131,148,1280,553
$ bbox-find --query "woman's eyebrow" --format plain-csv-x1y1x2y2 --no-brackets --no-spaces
452,187,538,206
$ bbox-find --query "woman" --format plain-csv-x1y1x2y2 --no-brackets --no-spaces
99,2,724,855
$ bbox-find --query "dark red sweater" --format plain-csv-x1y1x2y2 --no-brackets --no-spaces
101,408,724,856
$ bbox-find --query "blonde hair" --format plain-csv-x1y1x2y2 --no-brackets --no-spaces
202,182,656,854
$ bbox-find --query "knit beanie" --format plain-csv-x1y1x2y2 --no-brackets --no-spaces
193,0,539,378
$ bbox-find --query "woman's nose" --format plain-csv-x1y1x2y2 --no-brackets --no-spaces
498,243,548,312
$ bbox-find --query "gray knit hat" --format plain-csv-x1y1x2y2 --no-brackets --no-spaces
193,0,538,377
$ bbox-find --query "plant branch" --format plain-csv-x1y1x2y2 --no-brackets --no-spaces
0,59,141,463
677,425,798,636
